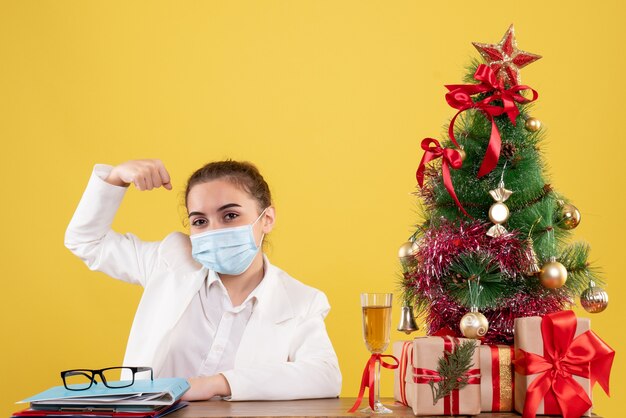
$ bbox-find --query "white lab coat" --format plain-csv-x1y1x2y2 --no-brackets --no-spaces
64,165,342,400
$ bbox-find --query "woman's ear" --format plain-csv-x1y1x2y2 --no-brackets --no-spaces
262,206,276,234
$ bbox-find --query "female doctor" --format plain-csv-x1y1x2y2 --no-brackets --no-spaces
64,159,341,401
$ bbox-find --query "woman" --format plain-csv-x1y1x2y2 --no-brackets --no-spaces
64,159,342,401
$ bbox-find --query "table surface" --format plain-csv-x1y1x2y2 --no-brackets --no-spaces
171,397,601,418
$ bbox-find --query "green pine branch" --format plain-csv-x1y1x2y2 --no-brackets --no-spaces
445,252,507,309
428,340,477,405
559,242,604,294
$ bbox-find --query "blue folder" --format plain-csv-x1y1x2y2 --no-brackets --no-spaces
19,378,189,408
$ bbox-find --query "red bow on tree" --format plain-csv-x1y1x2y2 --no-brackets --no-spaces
445,64,538,178
513,310,615,418
416,138,469,217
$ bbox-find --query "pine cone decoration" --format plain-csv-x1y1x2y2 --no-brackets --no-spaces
502,142,517,160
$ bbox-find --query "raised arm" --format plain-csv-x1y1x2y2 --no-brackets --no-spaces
64,160,173,287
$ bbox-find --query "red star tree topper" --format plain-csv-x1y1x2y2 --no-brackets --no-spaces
472,24,541,86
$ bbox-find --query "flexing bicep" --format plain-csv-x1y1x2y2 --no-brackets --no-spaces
66,229,160,286
64,164,161,287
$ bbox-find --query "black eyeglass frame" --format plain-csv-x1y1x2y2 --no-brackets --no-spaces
60,366,154,391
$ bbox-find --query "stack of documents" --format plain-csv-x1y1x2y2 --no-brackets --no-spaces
13,378,190,418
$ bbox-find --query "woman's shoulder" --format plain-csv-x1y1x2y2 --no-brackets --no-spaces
267,263,331,315
157,231,203,272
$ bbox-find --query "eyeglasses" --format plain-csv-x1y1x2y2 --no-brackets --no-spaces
60,367,154,391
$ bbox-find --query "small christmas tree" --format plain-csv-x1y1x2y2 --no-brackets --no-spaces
400,25,609,344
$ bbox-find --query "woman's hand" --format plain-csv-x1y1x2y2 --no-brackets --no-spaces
181,374,232,401
105,159,172,191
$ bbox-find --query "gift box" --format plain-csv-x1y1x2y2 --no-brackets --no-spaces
513,310,614,418
393,336,481,416
393,340,413,406
479,344,514,412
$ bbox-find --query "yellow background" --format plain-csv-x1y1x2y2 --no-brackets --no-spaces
1,1,624,417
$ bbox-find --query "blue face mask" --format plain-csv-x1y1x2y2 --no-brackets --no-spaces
190,208,267,275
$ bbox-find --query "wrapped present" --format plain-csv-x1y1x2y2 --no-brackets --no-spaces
393,340,413,406
513,310,615,418
479,344,514,412
394,336,481,416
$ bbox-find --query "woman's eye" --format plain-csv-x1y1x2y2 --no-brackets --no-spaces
192,218,207,226
224,213,239,222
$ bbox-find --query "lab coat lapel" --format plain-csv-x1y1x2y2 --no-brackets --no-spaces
149,267,207,371
234,265,295,368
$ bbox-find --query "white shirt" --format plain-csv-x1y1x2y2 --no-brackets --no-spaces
158,266,267,379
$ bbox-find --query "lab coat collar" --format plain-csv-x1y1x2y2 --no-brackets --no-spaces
205,256,270,309
200,254,294,324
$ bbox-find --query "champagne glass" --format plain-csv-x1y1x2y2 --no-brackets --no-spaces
361,293,393,414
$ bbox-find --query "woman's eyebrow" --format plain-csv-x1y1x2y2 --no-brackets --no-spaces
188,203,242,218
218,203,242,211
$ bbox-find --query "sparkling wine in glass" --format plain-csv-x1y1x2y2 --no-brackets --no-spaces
361,293,393,414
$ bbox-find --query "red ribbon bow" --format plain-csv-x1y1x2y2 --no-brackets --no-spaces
416,138,469,217
445,64,538,178
348,353,399,413
513,310,615,418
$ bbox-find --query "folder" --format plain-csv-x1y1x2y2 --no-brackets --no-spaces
18,378,189,410
12,401,187,418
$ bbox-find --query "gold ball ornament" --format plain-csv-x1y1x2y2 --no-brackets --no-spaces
398,241,413,258
560,203,581,230
457,148,467,162
580,285,609,313
488,202,510,224
398,241,419,265
525,117,542,132
459,311,489,339
539,259,568,289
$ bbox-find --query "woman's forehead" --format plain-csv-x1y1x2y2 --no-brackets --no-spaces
187,179,255,211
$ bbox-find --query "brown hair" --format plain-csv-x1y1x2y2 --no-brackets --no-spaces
184,160,272,212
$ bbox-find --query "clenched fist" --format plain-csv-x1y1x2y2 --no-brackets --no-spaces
105,159,172,191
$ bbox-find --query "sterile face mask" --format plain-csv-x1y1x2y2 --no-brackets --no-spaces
190,208,268,275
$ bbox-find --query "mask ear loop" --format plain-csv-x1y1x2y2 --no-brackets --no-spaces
254,207,269,224
253,207,269,248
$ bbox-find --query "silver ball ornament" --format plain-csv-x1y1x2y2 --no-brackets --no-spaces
580,285,609,313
